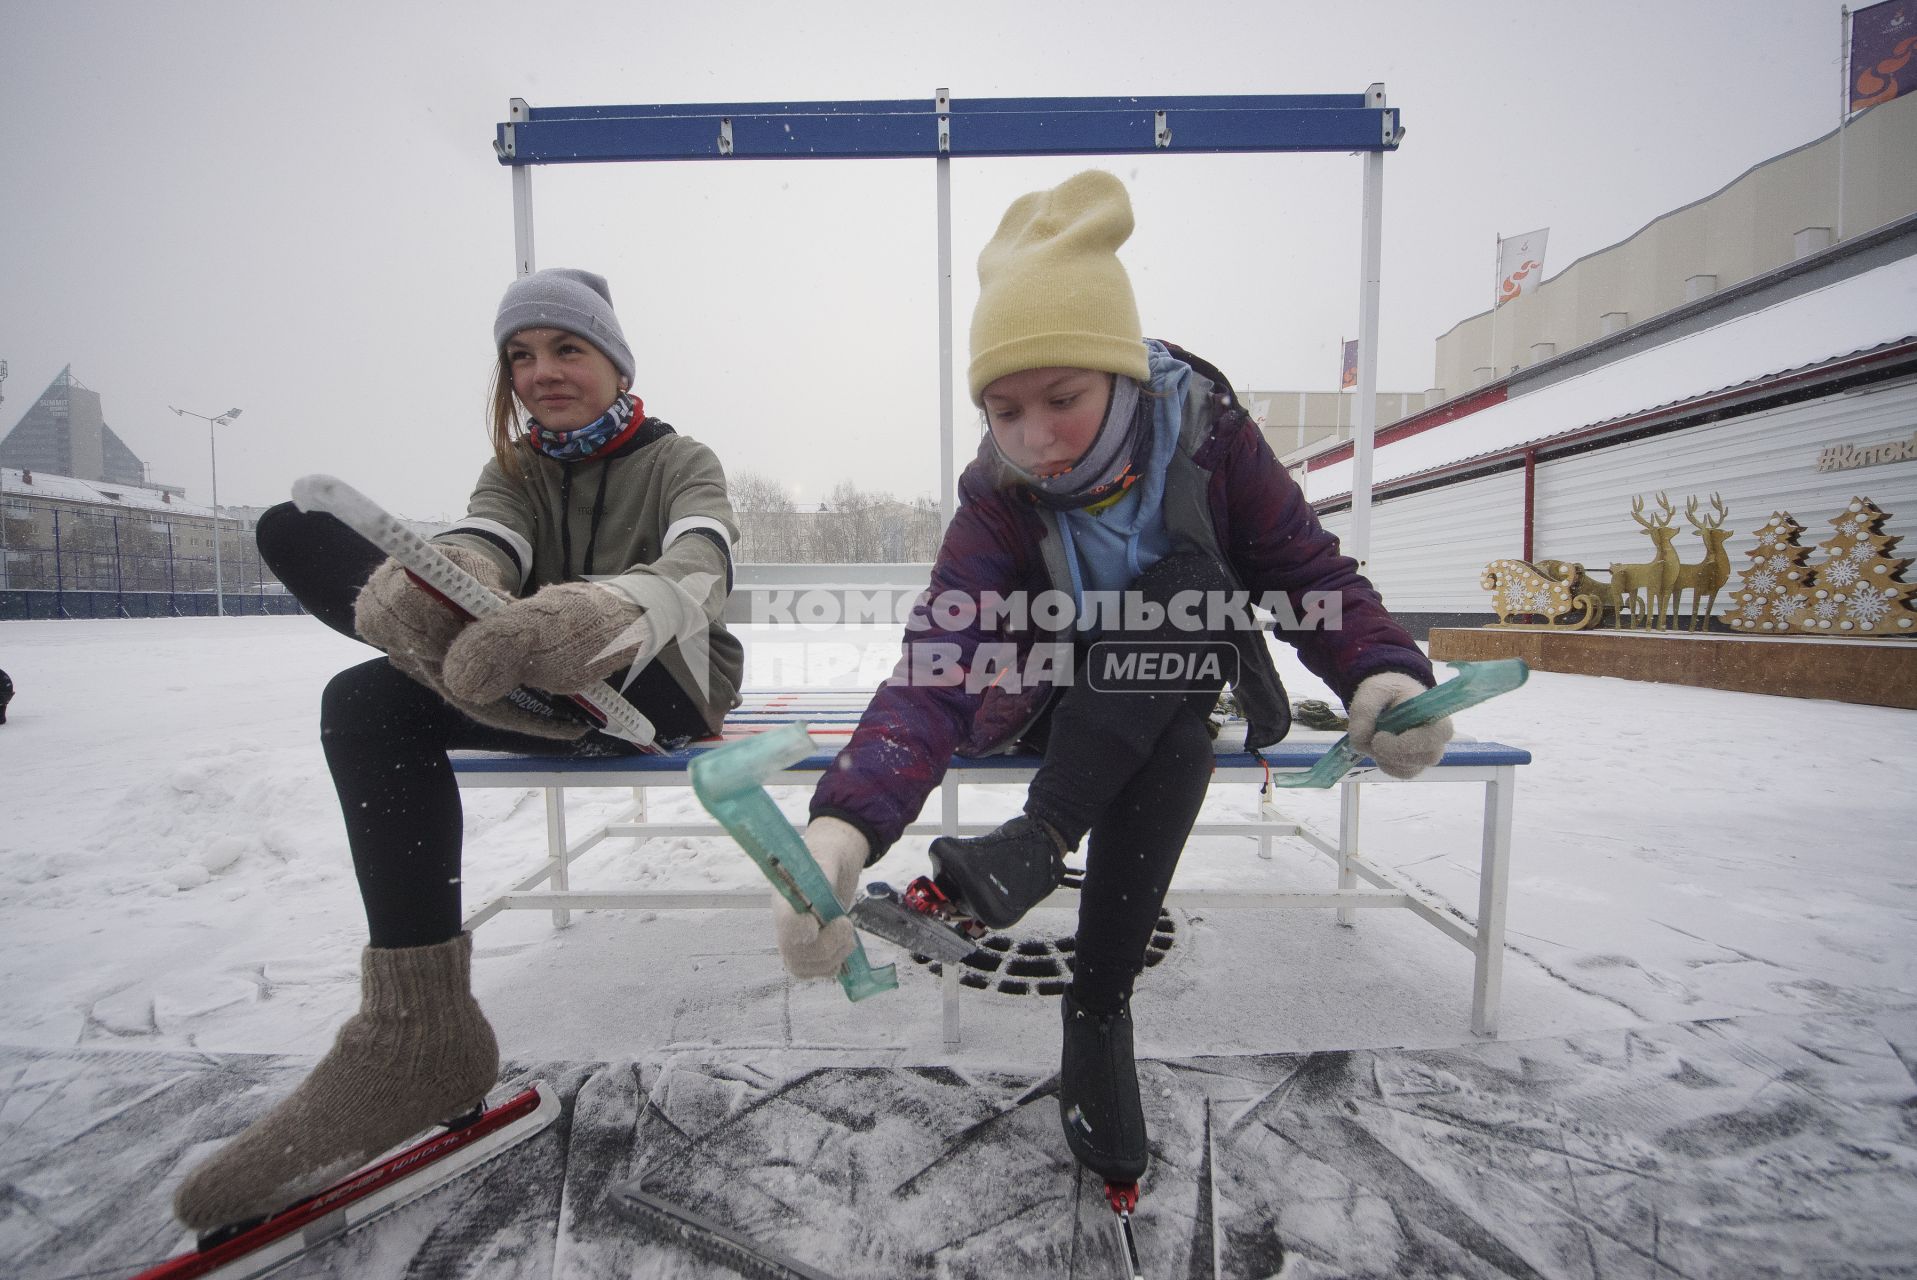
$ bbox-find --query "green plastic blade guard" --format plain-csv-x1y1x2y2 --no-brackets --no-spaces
689,724,897,1001
1266,658,1528,790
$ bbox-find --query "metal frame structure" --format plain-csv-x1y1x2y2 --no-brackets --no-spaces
495,90,1403,559
451,691,1526,1044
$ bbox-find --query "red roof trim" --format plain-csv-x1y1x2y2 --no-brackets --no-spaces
1311,336,1917,505
1306,383,1510,471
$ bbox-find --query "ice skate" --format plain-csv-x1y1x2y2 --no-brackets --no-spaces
172,934,500,1234
1058,988,1149,1183
928,814,1070,929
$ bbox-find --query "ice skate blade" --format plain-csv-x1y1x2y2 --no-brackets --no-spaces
136,1082,561,1280
848,883,978,963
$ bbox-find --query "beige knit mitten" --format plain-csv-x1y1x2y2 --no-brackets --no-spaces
172,934,500,1232
772,817,870,979
1345,672,1453,780
441,581,654,702
353,547,511,668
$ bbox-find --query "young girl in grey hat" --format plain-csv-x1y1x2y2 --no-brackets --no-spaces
773,172,1450,1187
173,267,743,1234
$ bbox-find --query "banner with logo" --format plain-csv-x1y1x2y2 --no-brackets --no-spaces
1852,0,1917,112
1495,228,1549,307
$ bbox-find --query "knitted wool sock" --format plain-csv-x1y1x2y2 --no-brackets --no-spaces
172,934,500,1232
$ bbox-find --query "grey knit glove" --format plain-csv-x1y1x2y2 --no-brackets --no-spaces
354,547,510,666
773,817,869,979
1345,672,1453,780
441,581,654,702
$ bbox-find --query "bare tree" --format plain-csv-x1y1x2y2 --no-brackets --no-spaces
729,469,795,513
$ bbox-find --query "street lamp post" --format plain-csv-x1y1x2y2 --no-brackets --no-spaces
168,405,243,616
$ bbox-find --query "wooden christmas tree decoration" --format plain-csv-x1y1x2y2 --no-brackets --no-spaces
1726,511,1816,633
1786,497,1917,637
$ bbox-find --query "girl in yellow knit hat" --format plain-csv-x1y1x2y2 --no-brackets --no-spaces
777,170,1449,1186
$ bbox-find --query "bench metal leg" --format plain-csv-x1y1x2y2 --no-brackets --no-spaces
545,786,571,930
1471,768,1515,1037
942,965,961,1049
1336,780,1362,927
940,775,959,837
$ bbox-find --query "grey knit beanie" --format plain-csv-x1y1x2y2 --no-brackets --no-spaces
493,268,635,382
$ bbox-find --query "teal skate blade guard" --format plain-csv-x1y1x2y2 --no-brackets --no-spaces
1266,658,1528,790
689,724,897,1001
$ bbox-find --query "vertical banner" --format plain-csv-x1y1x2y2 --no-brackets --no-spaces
1851,0,1917,110
1495,228,1549,306
1340,338,1359,390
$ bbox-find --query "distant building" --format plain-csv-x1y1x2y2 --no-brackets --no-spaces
1265,93,1916,484
1304,216,1917,633
1239,388,1433,471
1431,92,1916,399
0,366,154,488
0,374,284,616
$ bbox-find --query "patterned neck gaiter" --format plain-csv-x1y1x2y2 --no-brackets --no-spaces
528,392,643,462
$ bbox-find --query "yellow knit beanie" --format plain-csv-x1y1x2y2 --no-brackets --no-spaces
967,170,1150,405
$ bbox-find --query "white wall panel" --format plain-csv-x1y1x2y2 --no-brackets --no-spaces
1533,383,1917,622
1320,468,1526,613
1314,379,1917,617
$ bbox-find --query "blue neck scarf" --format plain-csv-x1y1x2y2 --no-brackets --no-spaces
528,391,639,462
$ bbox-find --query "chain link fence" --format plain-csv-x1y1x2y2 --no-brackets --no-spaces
0,498,299,619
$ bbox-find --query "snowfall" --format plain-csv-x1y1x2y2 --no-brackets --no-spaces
2,616,1915,1279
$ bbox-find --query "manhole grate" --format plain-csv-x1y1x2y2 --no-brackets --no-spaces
913,912,1176,996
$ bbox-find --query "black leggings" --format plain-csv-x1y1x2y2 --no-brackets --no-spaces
1068,707,1213,1013
258,502,710,948
1023,551,1234,1012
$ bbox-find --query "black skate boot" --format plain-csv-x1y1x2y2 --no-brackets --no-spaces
928,814,1069,930
1058,989,1148,1183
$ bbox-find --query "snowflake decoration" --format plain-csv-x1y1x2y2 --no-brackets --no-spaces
1814,597,1840,620
1824,560,1859,588
1749,569,1778,593
1741,598,1765,620
1849,542,1873,563
1846,589,1889,629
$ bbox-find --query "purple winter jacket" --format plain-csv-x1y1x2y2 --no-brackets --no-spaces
811,345,1433,860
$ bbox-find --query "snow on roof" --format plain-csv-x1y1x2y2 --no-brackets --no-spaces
1305,252,1917,505
0,467,213,518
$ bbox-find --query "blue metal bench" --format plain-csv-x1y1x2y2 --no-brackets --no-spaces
451,690,1530,1039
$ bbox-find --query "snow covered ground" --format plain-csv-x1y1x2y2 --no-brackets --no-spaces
2,617,1915,1277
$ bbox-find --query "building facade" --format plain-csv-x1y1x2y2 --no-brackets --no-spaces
1,468,289,618
0,367,153,488
1431,92,1916,399
1306,219,1917,633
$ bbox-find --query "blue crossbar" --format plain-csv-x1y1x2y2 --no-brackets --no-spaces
449,737,1528,777
495,93,1402,165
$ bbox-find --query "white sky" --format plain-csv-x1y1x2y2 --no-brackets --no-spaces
0,0,1848,520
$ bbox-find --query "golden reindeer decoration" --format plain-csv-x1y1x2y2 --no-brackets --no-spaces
1671,493,1734,631
1609,493,1681,629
